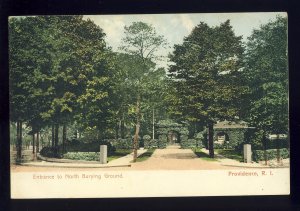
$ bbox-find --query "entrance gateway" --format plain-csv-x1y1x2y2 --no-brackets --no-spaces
156,120,189,148
167,130,179,145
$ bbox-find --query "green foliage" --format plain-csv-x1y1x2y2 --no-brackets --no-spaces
143,135,151,141
253,148,289,161
40,147,60,158
156,120,189,136
180,139,197,149
66,140,115,153
63,149,132,162
118,22,168,160
168,20,246,124
214,128,247,150
109,138,134,149
63,152,100,161
120,22,167,61
158,135,168,148
9,16,114,136
242,16,288,134
144,139,158,149
213,143,224,149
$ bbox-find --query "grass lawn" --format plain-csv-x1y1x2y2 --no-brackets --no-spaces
108,149,132,162
135,149,156,162
193,148,218,161
215,149,243,162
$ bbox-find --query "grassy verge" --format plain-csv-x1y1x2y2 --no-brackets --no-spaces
215,149,243,162
135,149,156,162
193,148,218,161
108,149,132,162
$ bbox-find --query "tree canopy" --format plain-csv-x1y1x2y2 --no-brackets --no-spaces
242,16,288,135
168,20,247,157
9,16,288,162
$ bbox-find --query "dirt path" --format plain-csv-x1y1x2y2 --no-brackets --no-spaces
130,148,237,170
11,148,238,172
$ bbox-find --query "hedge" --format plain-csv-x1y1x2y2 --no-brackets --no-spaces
40,147,59,158
66,140,115,153
253,148,289,161
158,135,168,148
63,152,99,161
40,140,116,158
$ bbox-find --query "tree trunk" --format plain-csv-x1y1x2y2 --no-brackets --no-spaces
263,132,268,165
51,124,55,148
16,121,22,164
276,134,280,164
48,132,51,147
32,133,36,160
36,131,40,154
133,95,141,162
54,124,59,157
152,108,155,139
32,133,35,154
62,124,66,153
208,121,214,158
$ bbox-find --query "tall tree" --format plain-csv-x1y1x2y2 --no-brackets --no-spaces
119,22,167,162
242,16,288,145
9,17,50,162
168,20,246,157
9,16,114,158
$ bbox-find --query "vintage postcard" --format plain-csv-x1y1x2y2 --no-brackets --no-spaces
9,12,289,198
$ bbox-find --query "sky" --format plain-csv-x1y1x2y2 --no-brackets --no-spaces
84,12,286,68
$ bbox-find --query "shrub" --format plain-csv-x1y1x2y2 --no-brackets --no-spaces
144,139,158,149
143,135,151,141
63,152,100,161
66,140,116,154
109,138,133,149
158,135,167,148
214,143,223,149
40,147,62,158
180,139,197,149
40,140,116,158
194,132,204,148
253,148,289,161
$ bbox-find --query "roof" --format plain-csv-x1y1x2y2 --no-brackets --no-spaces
214,120,250,129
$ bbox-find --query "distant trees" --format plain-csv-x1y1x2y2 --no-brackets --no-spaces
168,20,247,157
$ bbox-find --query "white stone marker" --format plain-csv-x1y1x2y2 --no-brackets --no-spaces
100,145,107,164
243,144,252,163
